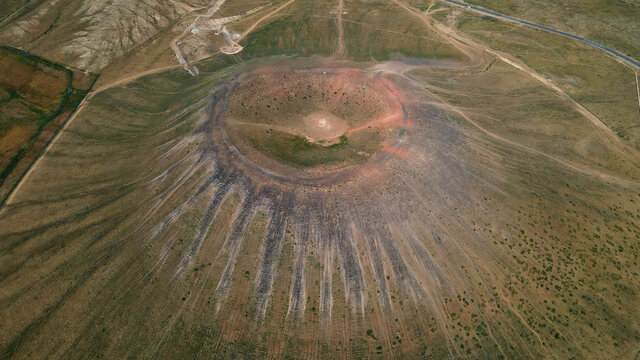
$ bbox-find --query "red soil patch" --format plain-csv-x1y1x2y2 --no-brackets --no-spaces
222,63,411,180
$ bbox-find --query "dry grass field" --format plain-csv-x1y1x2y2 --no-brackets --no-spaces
0,46,95,204
0,0,639,359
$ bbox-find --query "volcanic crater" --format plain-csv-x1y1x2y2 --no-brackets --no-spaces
221,67,408,180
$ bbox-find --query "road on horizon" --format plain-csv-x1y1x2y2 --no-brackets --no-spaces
440,0,640,69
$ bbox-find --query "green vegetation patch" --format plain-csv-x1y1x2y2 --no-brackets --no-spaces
247,130,367,167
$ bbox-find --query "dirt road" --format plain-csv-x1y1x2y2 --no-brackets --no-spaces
334,0,345,57
239,0,297,41
390,0,640,164
636,72,640,117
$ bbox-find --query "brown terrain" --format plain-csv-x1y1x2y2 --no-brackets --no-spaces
224,66,405,177
0,46,95,204
0,0,639,359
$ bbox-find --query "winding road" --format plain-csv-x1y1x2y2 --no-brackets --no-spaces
440,0,640,69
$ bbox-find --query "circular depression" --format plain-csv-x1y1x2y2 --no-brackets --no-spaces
216,65,409,184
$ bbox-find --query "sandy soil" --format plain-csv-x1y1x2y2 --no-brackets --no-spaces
302,111,347,142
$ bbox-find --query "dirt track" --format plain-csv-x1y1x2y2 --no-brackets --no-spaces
390,0,640,165
636,72,640,116
334,0,345,57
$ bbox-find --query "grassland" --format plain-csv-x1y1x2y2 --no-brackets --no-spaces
243,129,374,167
445,8,640,152
0,46,95,204
462,0,640,60
0,0,639,359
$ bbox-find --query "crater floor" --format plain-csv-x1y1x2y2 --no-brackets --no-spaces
224,66,407,179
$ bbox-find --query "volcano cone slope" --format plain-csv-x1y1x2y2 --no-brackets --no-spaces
1,0,640,357
3,54,638,358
